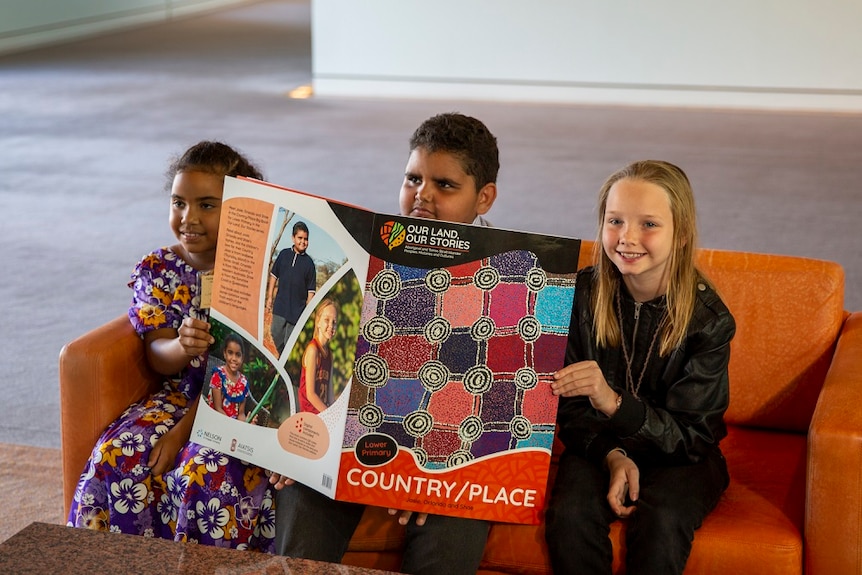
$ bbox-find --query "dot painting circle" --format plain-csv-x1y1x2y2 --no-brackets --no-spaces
458,415,484,442
470,316,496,341
425,268,452,293
518,315,542,343
358,403,385,428
403,410,434,438
473,265,501,290
510,415,533,440
418,360,451,392
447,449,474,467
362,315,395,344
355,354,389,388
526,267,547,291
423,316,452,344
412,447,428,466
463,365,494,395
370,268,402,300
514,367,539,390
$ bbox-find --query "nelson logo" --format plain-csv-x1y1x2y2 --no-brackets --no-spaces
380,220,406,251
196,429,223,444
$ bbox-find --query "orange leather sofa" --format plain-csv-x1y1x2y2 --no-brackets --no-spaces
60,242,862,574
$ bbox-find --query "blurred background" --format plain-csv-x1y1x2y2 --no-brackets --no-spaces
1,0,860,453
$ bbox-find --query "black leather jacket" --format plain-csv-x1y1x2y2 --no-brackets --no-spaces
557,267,736,467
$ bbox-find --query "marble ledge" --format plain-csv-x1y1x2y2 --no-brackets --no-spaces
0,522,399,575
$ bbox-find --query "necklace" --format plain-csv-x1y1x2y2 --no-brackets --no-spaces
616,287,663,399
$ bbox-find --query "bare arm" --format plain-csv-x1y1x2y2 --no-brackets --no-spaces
266,274,277,310
143,317,211,475
237,386,249,421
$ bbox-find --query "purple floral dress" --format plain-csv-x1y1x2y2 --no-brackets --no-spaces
67,247,276,552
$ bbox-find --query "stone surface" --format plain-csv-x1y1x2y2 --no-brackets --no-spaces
0,522,399,575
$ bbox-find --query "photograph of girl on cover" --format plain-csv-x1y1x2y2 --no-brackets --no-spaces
296,298,338,414
207,331,253,421
269,271,362,420
205,318,280,428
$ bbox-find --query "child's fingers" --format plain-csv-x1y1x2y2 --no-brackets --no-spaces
387,508,414,525
148,442,170,476
551,362,606,397
267,473,295,489
606,475,628,515
182,317,211,331
179,318,214,345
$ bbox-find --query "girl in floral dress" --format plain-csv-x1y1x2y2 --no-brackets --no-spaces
208,333,252,421
67,141,276,551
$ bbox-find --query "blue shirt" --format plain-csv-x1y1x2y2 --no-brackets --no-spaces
271,248,316,323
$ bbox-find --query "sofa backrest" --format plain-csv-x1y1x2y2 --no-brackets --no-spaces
576,241,846,432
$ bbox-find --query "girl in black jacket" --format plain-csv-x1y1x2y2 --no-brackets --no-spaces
546,160,736,575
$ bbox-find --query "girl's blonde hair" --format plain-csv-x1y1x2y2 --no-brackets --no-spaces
314,298,338,330
592,160,712,356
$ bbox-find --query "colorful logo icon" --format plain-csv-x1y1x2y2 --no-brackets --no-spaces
380,220,406,251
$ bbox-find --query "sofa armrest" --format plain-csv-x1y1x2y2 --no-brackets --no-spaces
58,315,161,515
806,311,862,575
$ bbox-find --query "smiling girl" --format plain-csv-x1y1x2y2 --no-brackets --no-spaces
68,141,276,551
299,298,338,414
208,332,251,421
546,160,736,575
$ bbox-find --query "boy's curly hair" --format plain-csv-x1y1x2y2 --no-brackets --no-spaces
409,113,499,190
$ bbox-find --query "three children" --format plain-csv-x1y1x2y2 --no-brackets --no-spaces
71,121,732,575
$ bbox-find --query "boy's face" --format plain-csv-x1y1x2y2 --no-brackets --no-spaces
399,147,496,224
292,230,309,253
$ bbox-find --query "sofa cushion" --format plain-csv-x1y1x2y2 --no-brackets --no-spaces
476,425,804,575
347,505,406,551
345,426,805,575
482,426,806,575
696,250,844,431
343,505,406,572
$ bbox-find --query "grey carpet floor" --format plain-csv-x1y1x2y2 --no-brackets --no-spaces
1,0,860,450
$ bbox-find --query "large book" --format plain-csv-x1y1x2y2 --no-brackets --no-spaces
191,176,580,524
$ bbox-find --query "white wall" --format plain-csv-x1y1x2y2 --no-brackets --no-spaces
312,0,862,112
0,0,252,55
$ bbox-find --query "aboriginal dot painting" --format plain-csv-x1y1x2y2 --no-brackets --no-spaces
344,250,576,470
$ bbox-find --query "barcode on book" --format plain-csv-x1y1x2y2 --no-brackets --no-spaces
321,474,333,490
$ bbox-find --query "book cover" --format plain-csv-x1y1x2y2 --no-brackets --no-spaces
190,177,579,524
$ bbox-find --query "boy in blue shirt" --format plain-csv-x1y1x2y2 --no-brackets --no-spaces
266,221,316,353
